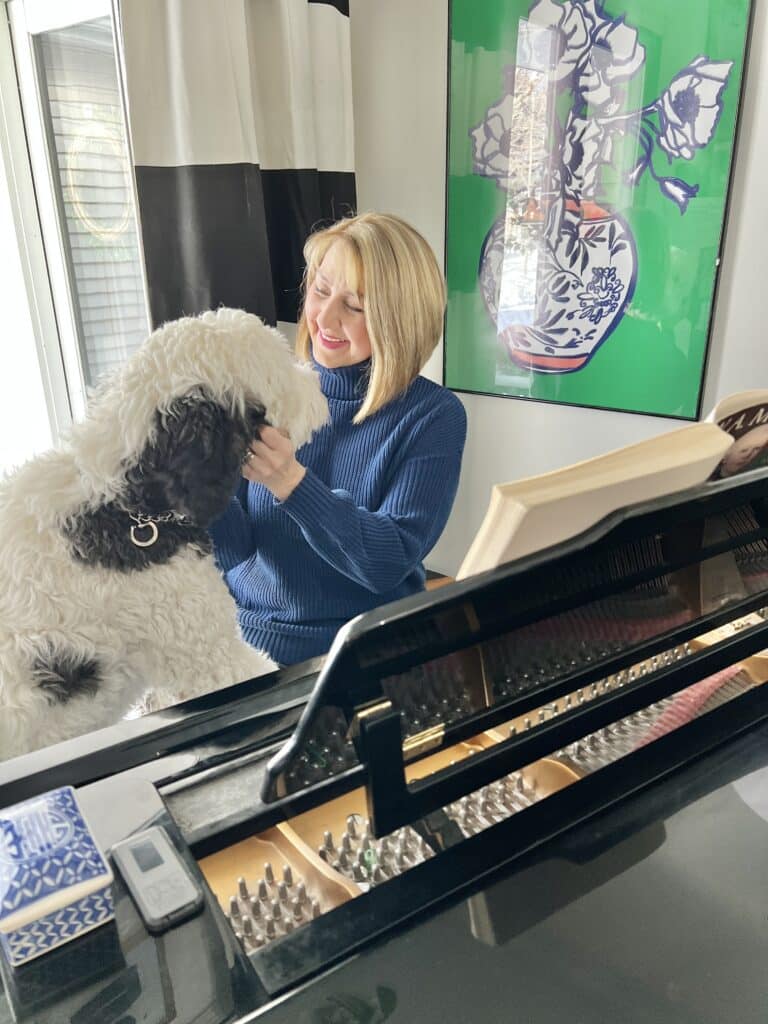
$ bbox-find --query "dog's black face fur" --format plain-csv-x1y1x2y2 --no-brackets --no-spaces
62,391,267,572
124,392,267,525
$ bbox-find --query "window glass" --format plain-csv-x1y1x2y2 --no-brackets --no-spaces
35,18,148,387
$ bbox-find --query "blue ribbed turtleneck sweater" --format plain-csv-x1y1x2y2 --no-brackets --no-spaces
210,359,467,665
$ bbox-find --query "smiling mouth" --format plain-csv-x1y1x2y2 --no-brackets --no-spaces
318,330,348,349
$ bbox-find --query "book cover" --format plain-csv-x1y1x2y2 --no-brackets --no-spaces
707,390,768,479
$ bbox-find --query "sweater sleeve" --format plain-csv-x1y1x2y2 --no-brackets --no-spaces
209,478,256,572
278,394,467,593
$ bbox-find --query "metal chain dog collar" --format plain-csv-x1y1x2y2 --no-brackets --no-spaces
128,510,189,548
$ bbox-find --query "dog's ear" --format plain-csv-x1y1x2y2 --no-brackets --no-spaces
123,391,267,526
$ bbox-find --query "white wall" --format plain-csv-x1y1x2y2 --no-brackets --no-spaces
701,1,768,410
351,0,768,577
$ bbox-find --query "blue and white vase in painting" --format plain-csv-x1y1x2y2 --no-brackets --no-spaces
479,201,637,373
470,0,735,377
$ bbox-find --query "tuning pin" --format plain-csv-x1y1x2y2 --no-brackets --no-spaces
237,877,249,900
257,879,269,901
296,882,307,904
346,815,359,839
264,863,274,885
277,881,289,903
243,917,254,938
311,899,321,918
341,833,353,854
292,898,304,922
353,863,367,883
271,900,281,921
249,896,262,918
265,918,276,939
317,846,329,862
282,864,293,887
229,896,240,918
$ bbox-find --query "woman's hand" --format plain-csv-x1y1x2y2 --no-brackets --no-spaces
242,426,306,502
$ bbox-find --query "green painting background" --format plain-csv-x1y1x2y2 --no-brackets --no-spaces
444,0,752,417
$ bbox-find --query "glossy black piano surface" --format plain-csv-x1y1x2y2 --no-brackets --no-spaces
244,723,768,1024
1,470,767,1023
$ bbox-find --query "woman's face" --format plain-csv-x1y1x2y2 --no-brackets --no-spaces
304,242,372,369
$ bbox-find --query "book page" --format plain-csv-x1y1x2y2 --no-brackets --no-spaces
458,423,732,579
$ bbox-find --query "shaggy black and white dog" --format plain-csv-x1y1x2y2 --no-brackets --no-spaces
0,308,328,760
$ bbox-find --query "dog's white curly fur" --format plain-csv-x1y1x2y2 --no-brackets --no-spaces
72,306,326,506
0,308,328,761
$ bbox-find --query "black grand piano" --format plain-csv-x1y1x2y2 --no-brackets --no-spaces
1,468,767,1024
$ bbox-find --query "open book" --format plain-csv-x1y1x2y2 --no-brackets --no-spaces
457,388,768,583
457,421,733,579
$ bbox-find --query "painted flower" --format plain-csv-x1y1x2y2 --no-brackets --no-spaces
470,93,542,196
562,117,613,196
527,0,599,81
659,176,700,214
658,57,733,160
577,266,623,324
578,17,645,108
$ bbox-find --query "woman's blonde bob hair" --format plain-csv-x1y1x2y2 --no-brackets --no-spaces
296,212,446,423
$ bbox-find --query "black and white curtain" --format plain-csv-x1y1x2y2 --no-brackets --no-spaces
118,0,356,327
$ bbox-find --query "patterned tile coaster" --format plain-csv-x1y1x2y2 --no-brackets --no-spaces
0,786,114,967
0,917,123,1019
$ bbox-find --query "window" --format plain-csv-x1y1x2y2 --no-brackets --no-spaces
8,0,150,422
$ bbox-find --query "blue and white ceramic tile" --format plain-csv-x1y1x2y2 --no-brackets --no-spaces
0,786,113,966
3,887,114,966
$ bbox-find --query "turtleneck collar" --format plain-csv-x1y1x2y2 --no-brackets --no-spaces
314,357,371,401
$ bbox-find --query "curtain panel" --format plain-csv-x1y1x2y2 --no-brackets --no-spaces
118,0,356,327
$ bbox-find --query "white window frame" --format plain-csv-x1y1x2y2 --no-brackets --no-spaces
5,0,150,426
0,1,71,437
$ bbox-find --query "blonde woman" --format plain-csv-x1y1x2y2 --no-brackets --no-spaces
211,213,467,666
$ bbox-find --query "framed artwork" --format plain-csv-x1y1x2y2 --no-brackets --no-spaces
444,0,753,418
